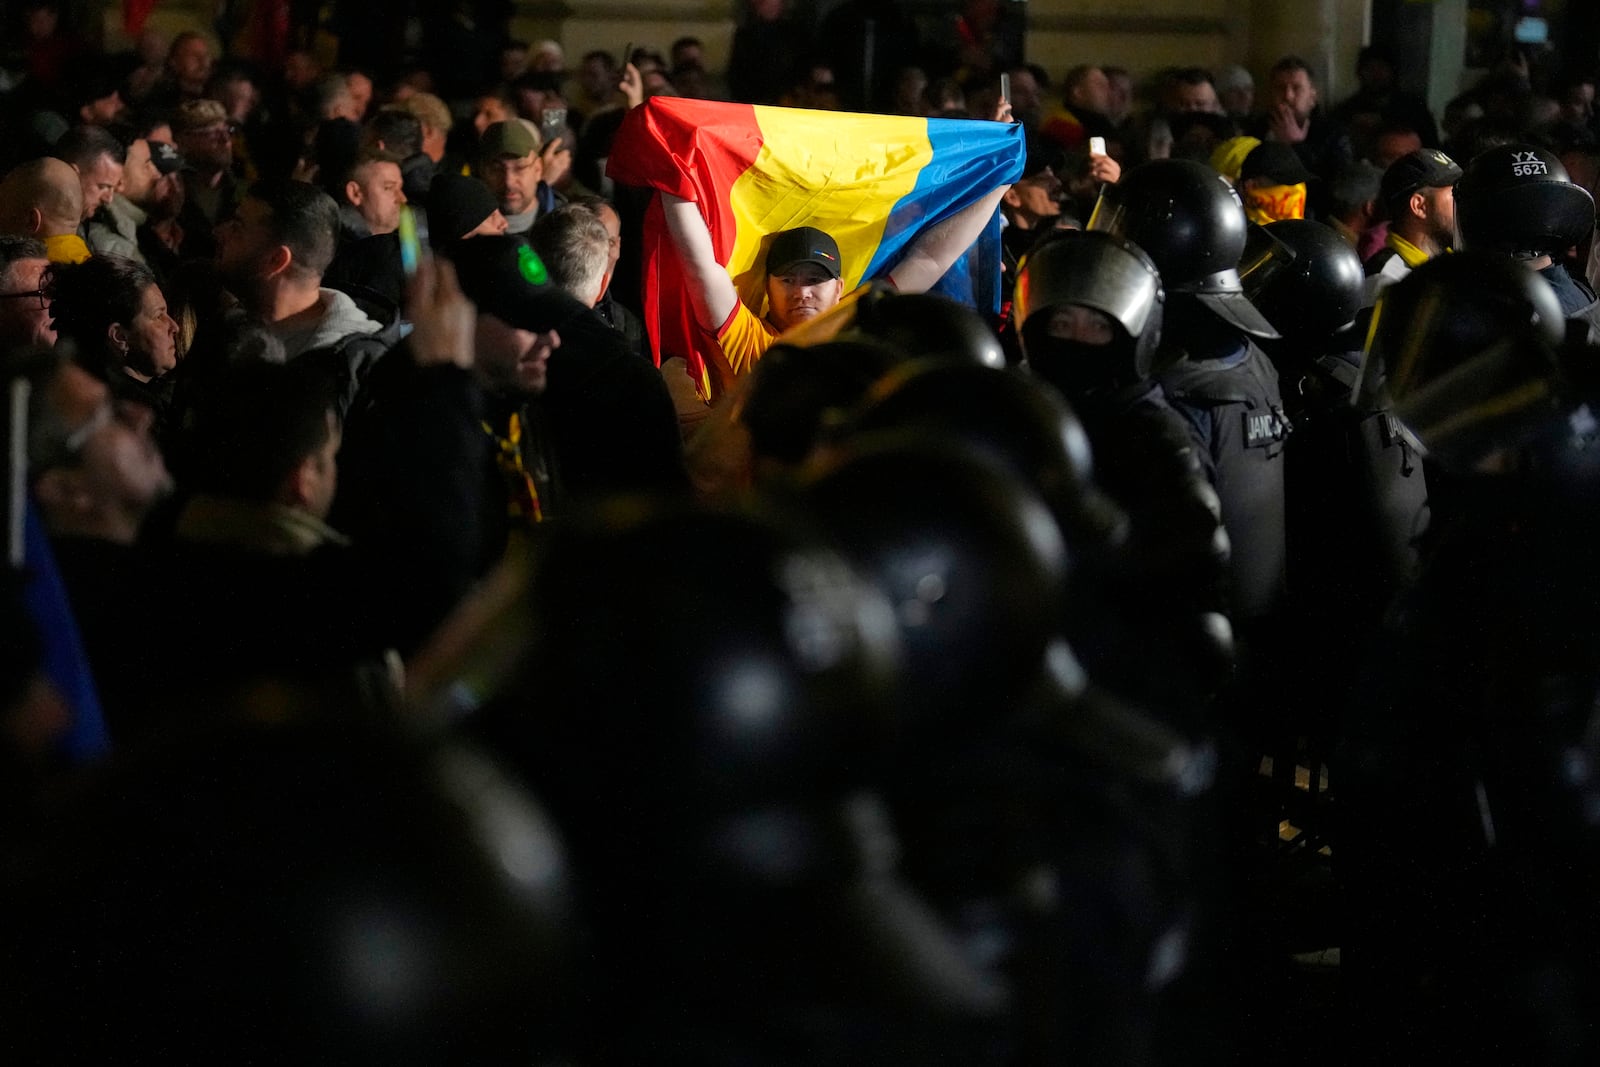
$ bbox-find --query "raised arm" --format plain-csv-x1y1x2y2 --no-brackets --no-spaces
661,191,739,332
886,185,1010,294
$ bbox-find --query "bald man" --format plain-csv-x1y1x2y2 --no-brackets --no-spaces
0,158,90,263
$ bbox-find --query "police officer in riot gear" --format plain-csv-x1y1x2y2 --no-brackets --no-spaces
1013,229,1234,727
1243,219,1429,838
799,433,1210,1066
1342,250,1600,1065
1086,159,1293,840
1088,159,1289,632
1243,217,1427,599
1454,142,1600,330
460,502,1014,1064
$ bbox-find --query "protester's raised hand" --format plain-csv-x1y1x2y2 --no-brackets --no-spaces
406,256,475,369
541,136,572,189
1088,151,1120,184
620,63,644,109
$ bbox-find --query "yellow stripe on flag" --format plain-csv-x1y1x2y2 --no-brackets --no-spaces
726,107,933,317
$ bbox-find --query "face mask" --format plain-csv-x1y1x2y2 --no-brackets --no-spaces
1027,335,1129,401
1242,182,1307,225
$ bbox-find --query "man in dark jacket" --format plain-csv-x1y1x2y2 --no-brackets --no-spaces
440,235,689,536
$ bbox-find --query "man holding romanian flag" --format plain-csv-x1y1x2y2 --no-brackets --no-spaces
607,96,1027,402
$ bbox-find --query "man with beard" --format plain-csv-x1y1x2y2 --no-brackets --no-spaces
214,179,397,417
1361,148,1461,304
86,123,184,275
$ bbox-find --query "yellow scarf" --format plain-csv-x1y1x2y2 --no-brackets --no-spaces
483,413,544,526
1242,183,1307,226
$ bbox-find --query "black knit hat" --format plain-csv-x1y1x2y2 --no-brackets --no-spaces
427,174,500,247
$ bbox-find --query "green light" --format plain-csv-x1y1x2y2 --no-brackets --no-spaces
517,245,549,286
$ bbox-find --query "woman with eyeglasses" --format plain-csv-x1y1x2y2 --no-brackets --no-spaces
46,253,180,419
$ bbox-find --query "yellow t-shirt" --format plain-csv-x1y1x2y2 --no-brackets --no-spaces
714,300,778,377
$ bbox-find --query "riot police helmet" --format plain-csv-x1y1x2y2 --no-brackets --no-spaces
1241,218,1366,341
849,360,1129,556
479,503,903,873
742,339,902,464
1454,143,1597,258
800,436,1071,740
1014,229,1165,392
842,287,1008,369
1358,250,1565,469
1088,158,1280,338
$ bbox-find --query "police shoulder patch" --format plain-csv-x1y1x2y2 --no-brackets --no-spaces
1243,409,1287,448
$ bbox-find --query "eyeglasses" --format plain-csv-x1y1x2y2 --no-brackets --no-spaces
484,157,537,177
0,288,47,310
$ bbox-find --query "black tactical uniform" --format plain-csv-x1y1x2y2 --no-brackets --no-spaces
1343,252,1599,1065
1015,229,1234,724
1088,160,1290,630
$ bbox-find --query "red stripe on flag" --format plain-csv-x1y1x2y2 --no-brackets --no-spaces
610,102,766,387
123,0,159,36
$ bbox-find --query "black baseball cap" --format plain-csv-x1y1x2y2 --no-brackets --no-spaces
149,141,185,176
765,226,842,279
444,235,585,333
1380,148,1463,213
1388,150,1465,207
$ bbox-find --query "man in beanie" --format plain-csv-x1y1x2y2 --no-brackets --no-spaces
441,234,686,534
426,174,509,248
1235,141,1314,225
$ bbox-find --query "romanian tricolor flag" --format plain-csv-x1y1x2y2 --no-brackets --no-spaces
607,98,1024,398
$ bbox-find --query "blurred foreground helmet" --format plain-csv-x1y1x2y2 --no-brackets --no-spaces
780,282,1007,369
1454,143,1596,258
5,721,576,1061
1240,218,1365,341
1015,230,1165,391
1088,158,1279,338
801,438,1070,738
742,339,902,464
456,505,1009,1062
849,361,1128,555
481,503,902,882
1358,250,1565,469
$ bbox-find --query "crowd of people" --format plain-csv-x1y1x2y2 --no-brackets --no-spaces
3,0,1600,1062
